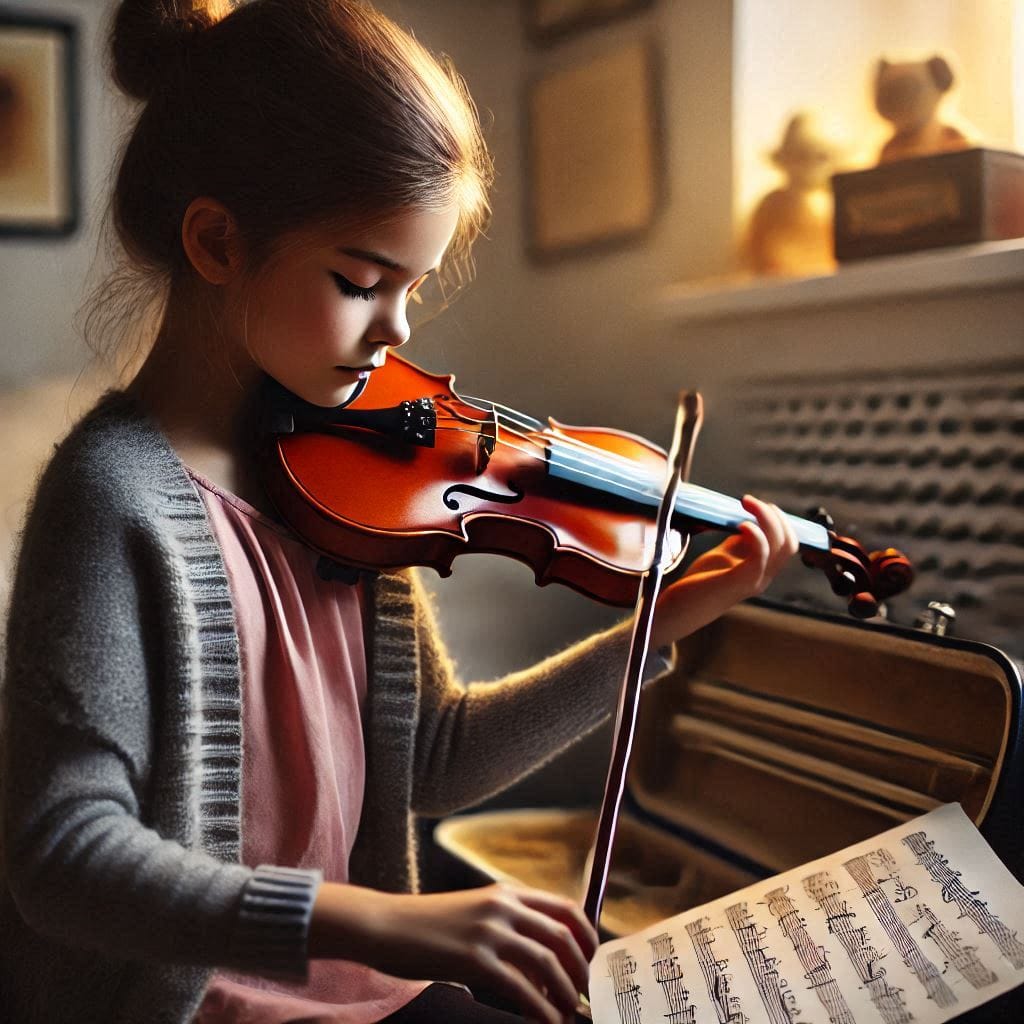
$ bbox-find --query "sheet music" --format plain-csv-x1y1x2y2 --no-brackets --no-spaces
588,804,1024,1024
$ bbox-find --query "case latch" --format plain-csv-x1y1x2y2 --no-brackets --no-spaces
915,600,957,636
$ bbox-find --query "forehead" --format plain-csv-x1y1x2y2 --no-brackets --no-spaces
303,205,461,271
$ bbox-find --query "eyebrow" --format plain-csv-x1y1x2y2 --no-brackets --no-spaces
337,247,435,279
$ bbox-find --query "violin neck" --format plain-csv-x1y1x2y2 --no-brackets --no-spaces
545,456,830,553
672,483,829,551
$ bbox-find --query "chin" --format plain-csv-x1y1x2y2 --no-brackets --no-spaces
285,379,354,407
269,371,362,409
318,382,362,409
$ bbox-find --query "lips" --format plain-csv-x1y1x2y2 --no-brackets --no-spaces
335,364,378,383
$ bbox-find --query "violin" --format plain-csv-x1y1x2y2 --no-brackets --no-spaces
260,354,913,617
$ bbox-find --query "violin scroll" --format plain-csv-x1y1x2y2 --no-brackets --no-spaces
801,507,914,618
869,548,915,596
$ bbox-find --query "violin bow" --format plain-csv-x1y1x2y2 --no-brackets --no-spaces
582,390,704,932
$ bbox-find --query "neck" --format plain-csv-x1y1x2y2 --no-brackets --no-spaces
126,287,260,456
124,287,271,509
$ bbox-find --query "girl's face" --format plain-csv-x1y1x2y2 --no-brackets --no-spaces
236,205,460,408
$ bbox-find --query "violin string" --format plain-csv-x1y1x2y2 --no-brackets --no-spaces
433,414,654,493
431,412,747,521
432,414,657,496
430,416,760,525
458,394,544,431
454,395,667,487
449,401,814,531
435,408,745,525
394,391,819,540
434,406,660,487
459,394,653,475
418,406,819,537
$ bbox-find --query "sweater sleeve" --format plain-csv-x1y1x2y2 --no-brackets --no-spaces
1,430,318,977
409,571,675,816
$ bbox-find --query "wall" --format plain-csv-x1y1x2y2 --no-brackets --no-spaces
0,0,130,386
0,0,128,619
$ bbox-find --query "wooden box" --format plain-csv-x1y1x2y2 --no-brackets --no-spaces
435,599,1024,1020
832,147,1024,261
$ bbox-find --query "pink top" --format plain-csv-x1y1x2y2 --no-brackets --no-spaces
188,470,430,1024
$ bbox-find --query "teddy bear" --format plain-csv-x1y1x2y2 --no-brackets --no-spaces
743,112,838,277
874,55,970,164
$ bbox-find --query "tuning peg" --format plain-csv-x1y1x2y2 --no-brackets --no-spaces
829,567,859,596
848,592,880,618
807,506,835,530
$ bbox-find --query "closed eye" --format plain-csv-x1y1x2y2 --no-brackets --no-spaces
331,272,377,301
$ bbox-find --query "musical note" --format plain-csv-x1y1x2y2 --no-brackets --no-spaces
648,932,697,1024
903,830,1024,970
844,852,957,1008
607,949,643,1024
764,885,856,1024
686,916,750,1023
803,871,912,1024
726,901,806,1023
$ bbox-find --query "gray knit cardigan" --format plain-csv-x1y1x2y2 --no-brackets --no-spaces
0,391,650,1023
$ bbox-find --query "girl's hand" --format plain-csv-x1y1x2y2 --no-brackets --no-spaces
650,494,799,649
310,881,597,1024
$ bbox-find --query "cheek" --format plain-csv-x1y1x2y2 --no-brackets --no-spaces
262,275,356,341
314,296,368,354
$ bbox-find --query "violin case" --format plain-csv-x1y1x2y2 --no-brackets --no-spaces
432,597,1024,1021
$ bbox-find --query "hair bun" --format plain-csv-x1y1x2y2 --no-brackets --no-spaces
110,0,221,102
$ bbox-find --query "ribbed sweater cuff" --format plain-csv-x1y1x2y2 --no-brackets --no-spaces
228,865,322,977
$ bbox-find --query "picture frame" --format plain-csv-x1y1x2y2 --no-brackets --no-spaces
524,0,655,47
525,39,662,261
0,9,79,237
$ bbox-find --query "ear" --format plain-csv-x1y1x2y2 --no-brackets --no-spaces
875,57,890,79
181,197,246,285
927,55,954,92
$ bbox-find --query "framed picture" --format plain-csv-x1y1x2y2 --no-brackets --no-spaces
525,0,654,47
0,10,79,237
525,40,661,261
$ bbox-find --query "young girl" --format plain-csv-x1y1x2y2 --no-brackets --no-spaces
0,2,798,1022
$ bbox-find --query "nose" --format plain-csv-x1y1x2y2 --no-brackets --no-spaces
370,297,411,349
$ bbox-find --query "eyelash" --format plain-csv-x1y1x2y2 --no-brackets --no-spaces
331,272,377,301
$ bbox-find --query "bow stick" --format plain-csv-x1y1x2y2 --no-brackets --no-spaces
582,389,704,932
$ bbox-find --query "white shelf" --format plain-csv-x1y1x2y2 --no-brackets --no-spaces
658,239,1024,323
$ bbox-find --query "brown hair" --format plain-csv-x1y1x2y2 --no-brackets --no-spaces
85,0,493,369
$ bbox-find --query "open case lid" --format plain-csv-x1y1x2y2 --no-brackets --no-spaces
629,598,1023,882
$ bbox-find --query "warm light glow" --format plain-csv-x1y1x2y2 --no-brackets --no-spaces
1016,0,1024,149
734,1,1022,249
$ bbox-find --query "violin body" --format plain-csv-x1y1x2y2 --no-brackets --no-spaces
262,354,913,615
264,355,686,606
